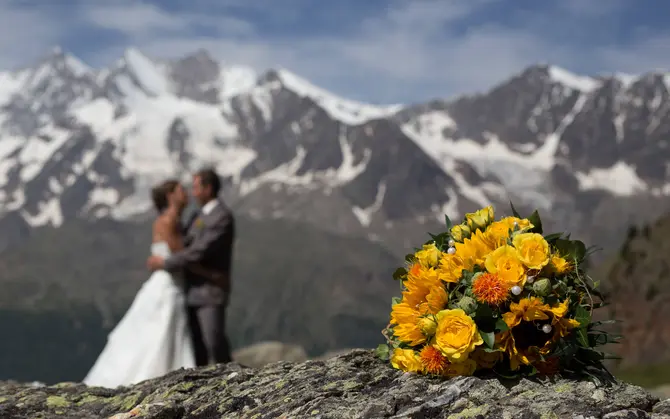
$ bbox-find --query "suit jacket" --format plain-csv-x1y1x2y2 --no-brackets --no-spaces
165,199,235,307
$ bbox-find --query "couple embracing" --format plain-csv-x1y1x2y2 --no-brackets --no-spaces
84,168,234,388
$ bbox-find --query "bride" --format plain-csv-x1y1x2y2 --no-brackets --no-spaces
84,180,201,387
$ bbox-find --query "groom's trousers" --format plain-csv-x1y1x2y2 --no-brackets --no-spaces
187,304,232,366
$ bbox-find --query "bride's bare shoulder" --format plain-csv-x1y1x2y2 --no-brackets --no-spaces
152,213,183,250
152,214,172,238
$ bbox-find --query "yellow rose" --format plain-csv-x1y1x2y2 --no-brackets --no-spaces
434,309,483,363
465,206,495,231
484,245,526,286
485,220,514,247
390,348,423,373
471,348,503,370
450,224,471,242
512,233,550,270
443,358,477,377
548,254,571,274
415,243,442,268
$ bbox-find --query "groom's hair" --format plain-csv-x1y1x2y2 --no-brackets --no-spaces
195,167,221,197
151,179,179,213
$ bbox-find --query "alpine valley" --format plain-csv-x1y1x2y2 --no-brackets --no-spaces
1,47,669,383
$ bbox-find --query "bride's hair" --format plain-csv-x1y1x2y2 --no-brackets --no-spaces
151,179,180,213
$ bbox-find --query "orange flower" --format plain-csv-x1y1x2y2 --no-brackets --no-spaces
472,272,510,305
419,345,449,375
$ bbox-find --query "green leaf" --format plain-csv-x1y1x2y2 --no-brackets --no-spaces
495,318,509,333
391,296,402,306
445,214,453,230
375,344,390,361
392,267,407,281
509,201,522,218
528,210,543,234
543,232,563,243
572,240,587,262
574,305,591,347
554,239,587,263
480,330,495,348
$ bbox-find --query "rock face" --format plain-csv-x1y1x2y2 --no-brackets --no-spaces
599,215,670,368
0,350,666,419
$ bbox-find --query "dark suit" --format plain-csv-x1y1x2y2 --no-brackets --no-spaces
165,199,234,365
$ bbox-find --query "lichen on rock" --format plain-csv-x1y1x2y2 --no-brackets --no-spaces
0,350,666,418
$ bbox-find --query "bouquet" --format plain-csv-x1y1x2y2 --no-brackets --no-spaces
376,204,619,382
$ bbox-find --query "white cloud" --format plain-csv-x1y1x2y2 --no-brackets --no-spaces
1,0,669,103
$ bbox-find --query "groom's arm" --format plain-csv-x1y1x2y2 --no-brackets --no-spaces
163,211,233,273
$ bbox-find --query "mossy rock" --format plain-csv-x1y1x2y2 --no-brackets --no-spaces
0,350,663,418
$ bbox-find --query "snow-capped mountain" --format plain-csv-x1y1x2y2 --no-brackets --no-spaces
1,47,670,254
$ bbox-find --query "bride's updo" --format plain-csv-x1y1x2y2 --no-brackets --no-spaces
151,179,179,213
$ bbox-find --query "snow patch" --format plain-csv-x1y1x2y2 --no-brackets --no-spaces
124,48,170,96
549,66,600,93
352,181,386,227
276,69,402,125
575,162,646,195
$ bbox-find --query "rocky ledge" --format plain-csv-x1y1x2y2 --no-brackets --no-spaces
1,350,669,419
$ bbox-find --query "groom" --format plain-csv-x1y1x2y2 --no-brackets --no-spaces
147,168,234,365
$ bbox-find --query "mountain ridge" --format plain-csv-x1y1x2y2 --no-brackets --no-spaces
3,47,670,381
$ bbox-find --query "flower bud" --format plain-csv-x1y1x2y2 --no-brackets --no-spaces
456,296,478,315
532,277,552,296
450,224,471,242
465,206,494,232
419,316,437,336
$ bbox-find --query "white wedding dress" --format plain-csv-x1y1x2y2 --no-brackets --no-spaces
83,242,196,388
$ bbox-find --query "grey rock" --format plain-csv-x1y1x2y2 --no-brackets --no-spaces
0,350,663,418
654,399,670,414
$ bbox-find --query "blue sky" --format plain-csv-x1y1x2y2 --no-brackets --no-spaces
1,0,669,103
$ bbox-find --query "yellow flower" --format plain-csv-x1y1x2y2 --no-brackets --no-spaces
450,224,471,242
403,264,441,310
502,297,552,328
498,331,545,370
484,245,526,286
499,298,578,370
390,348,423,373
424,284,448,315
471,348,503,370
390,271,447,345
547,299,581,338
437,253,464,284
455,229,496,268
464,206,495,231
443,358,477,377
390,303,426,346
548,254,571,274
415,243,442,268
486,216,532,243
512,233,550,270
434,309,483,363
